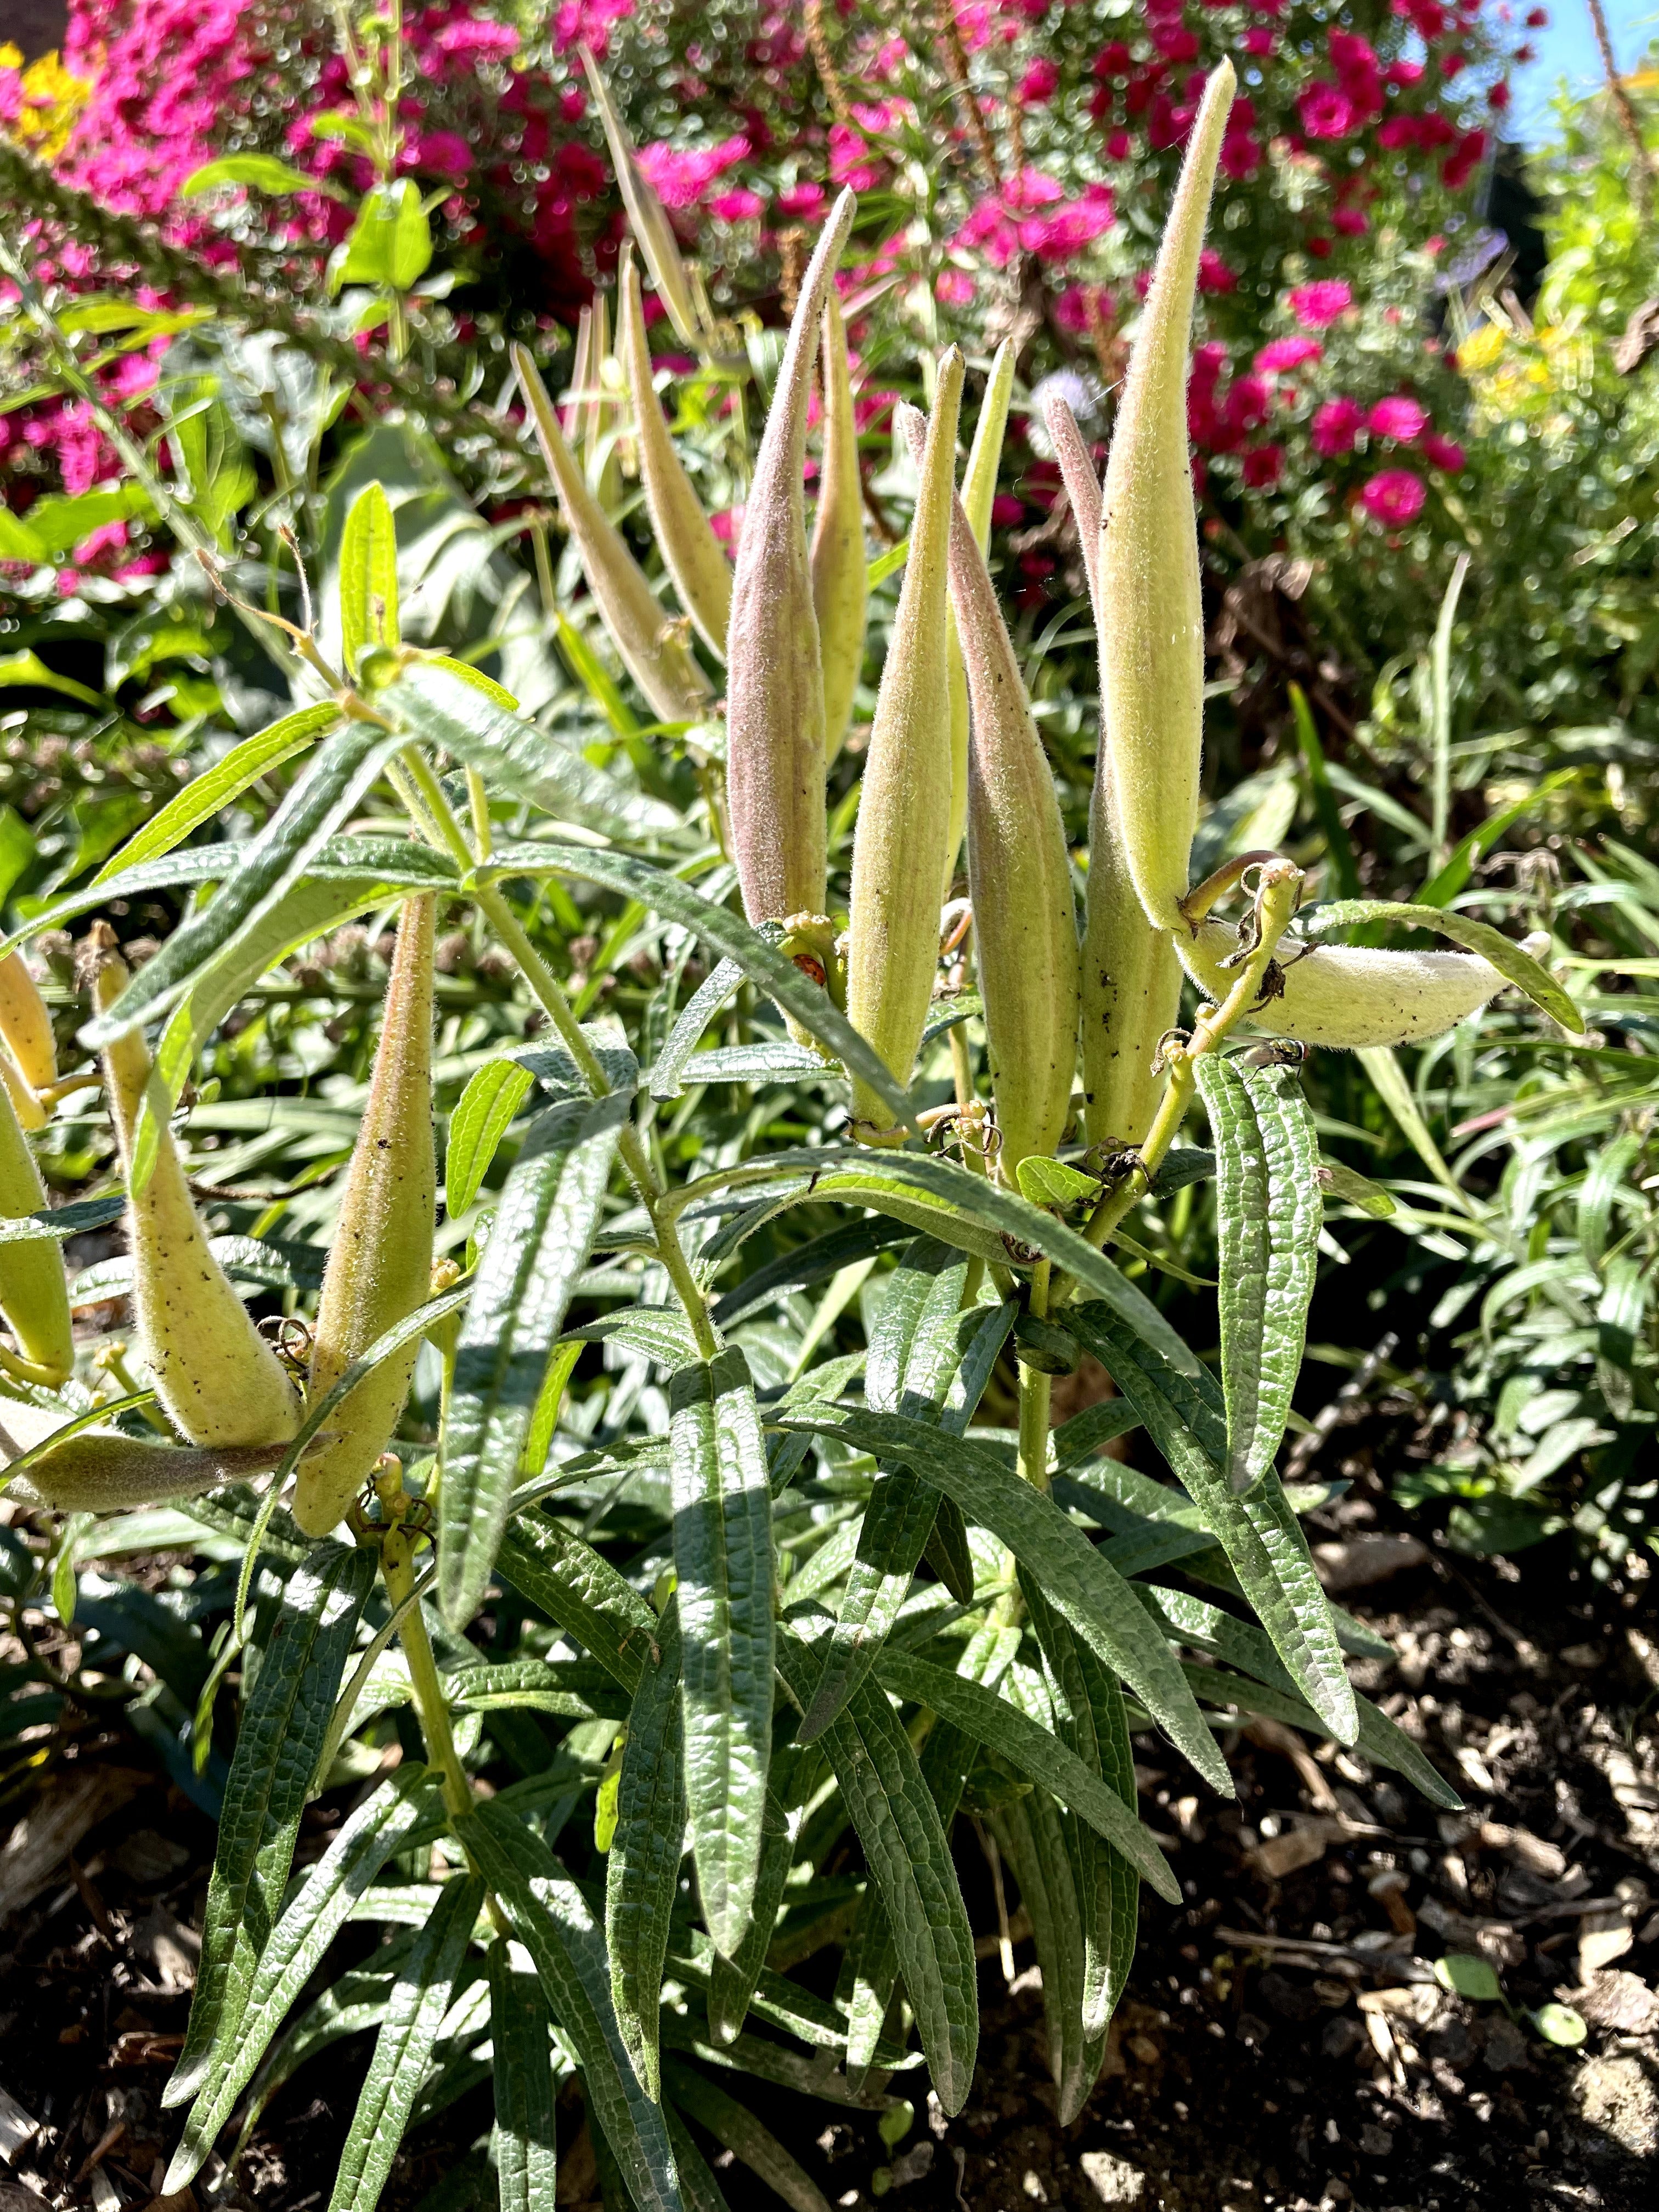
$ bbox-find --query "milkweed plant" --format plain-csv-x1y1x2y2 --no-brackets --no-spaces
0,51,1585,2212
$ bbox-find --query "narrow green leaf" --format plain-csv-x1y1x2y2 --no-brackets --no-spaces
670,1350,775,1958
650,960,744,1100
93,706,338,885
1193,1056,1322,1494
166,1767,442,2188
84,724,404,1046
165,1542,375,2109
1319,1159,1396,1218
446,1057,537,1216
386,662,679,839
707,1788,794,2047
664,2107,732,2212
662,2062,831,2212
442,1093,630,1629
496,1513,656,1695
478,847,917,1136
327,1874,483,2212
339,482,400,674
775,1632,978,2115
490,1940,560,2212
988,1781,1103,2123
710,1218,912,1329
333,178,433,292
607,1597,686,2099
1289,684,1362,903
183,154,324,197
1297,899,1583,1032
1578,1126,1645,1269
774,1407,1229,1793
462,1799,684,2212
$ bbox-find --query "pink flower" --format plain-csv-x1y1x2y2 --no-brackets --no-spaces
710,188,764,221
991,494,1025,527
1019,58,1060,104
636,135,749,210
1242,444,1283,489
1333,206,1369,236
1312,396,1364,457
413,131,472,177
776,180,826,218
1488,81,1511,112
1198,249,1237,294
1368,394,1428,443
1422,431,1467,472
72,521,129,566
1526,6,1549,23
1288,280,1353,329
936,267,977,306
708,505,744,548
1255,335,1322,375
1243,26,1277,54
1226,376,1272,434
1106,127,1133,160
1298,82,1357,139
1359,468,1426,526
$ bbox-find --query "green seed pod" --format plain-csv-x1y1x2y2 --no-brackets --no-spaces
580,43,701,350
0,1041,44,1133
620,256,732,657
812,288,867,764
297,894,437,1537
8,1430,298,1515
90,928,300,1448
726,188,857,925
1097,59,1235,932
0,1073,74,1384
901,407,1081,1176
1046,388,1186,1147
0,949,55,1094
1180,921,1506,1049
944,338,1015,894
513,342,712,728
845,349,965,1139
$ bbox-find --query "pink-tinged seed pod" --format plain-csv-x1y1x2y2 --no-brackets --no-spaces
580,44,702,349
1097,60,1235,932
621,256,732,657
901,407,1081,1176
1180,919,1506,1047
89,927,300,1449
726,189,858,924
1047,388,1186,1147
812,288,867,764
845,352,966,1139
297,895,437,1537
0,1071,74,1384
513,343,712,727
944,340,1015,894
0,950,55,1094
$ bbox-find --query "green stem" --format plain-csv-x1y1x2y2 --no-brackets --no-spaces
381,1522,472,1823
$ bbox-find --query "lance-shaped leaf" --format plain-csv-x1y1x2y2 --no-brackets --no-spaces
898,404,1079,1176
490,1939,560,2212
166,1768,443,2188
514,345,710,727
670,1350,775,1957
338,481,399,674
497,1512,656,1694
663,2061,830,2212
1193,1055,1321,1494
725,189,856,924
441,1092,631,1628
606,1596,686,2098
845,353,963,1136
445,1056,537,1217
580,44,700,348
944,340,1015,893
622,258,730,656
464,1797,684,2212
83,722,404,1046
166,1542,375,2108
92,703,338,885
648,958,744,1100
989,1776,1104,2121
812,288,867,764
775,1406,1228,1792
707,1787,795,2046
327,1874,483,2212
1067,1302,1358,1746
1097,59,1234,930
775,1632,978,2113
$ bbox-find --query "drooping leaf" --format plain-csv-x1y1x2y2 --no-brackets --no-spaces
662,2062,831,2212
332,178,433,292
606,1596,686,2098
649,959,744,1099
165,1542,375,2110
1192,1055,1322,1493
670,1350,775,1959
707,1788,795,2047
326,1874,484,2212
988,1778,1103,2123
445,1057,537,1217
93,705,338,885
489,1939,560,2212
442,1092,631,1629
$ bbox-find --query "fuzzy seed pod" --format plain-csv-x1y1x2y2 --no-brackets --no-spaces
297,895,437,1537
812,289,868,764
580,44,701,349
901,407,1081,1176
513,343,712,728
8,1430,299,1515
0,950,55,1094
0,1074,74,1384
621,257,732,657
1097,60,1234,932
1180,919,1506,1048
90,928,300,1447
944,340,1015,894
845,352,965,1138
726,189,857,924
1046,389,1186,1147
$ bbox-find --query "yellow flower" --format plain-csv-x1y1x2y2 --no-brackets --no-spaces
0,47,93,162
